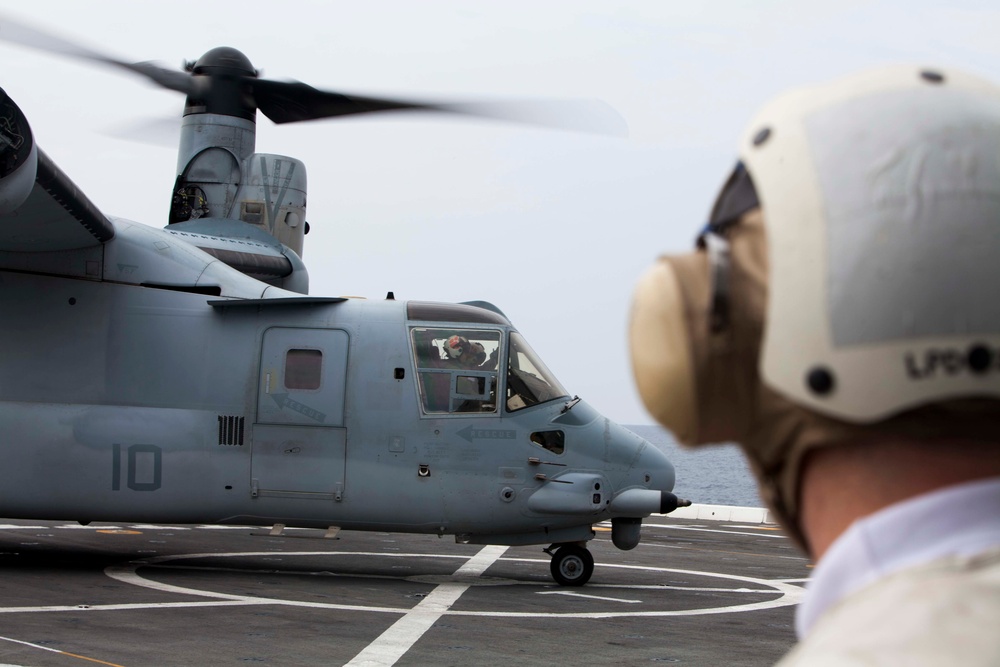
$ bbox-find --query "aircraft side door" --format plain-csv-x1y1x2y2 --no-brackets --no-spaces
252,327,349,500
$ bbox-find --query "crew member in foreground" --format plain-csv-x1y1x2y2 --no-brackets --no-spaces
629,65,1000,664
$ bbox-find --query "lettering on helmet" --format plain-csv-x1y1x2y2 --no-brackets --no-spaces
904,344,998,380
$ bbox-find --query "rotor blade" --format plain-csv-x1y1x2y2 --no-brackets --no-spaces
432,99,628,137
252,79,447,124
253,79,627,136
119,61,196,95
1,14,625,136
103,114,182,148
0,15,195,95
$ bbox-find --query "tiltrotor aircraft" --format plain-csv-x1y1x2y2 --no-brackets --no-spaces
0,19,686,586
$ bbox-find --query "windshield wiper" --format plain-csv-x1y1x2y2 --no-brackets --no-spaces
561,396,581,414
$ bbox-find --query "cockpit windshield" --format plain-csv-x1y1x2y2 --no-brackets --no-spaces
506,332,569,411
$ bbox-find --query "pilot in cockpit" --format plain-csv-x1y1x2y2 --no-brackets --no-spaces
445,335,488,368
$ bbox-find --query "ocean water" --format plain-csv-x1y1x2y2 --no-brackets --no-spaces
626,424,763,508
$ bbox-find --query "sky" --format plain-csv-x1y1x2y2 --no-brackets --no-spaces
0,1,997,424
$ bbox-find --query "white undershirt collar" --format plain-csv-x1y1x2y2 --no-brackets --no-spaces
796,476,1000,638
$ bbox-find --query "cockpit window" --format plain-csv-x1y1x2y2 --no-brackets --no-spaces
506,332,569,411
411,328,501,414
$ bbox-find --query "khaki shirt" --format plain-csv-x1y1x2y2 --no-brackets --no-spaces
779,549,1000,665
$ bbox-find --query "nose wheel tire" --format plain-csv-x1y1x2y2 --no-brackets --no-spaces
549,544,594,586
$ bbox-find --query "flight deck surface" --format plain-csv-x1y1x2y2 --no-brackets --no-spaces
0,515,810,666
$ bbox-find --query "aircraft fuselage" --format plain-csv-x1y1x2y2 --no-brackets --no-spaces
0,239,676,551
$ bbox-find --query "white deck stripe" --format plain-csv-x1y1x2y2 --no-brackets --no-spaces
0,634,124,666
0,635,61,654
343,545,507,667
644,524,786,539
537,591,642,604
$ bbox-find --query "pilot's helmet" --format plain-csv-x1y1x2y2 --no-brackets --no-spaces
629,66,1000,545
448,335,487,366
446,335,469,358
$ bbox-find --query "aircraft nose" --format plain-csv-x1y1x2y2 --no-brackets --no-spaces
604,426,688,550
605,420,675,493
634,436,676,493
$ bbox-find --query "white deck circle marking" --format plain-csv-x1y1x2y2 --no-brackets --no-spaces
92,550,803,619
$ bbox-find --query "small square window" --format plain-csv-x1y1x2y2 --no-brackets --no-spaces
285,349,322,390
456,375,486,396
530,430,565,455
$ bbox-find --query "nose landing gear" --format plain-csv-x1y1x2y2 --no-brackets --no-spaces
546,543,595,586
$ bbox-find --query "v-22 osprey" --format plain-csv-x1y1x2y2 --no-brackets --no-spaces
0,20,687,586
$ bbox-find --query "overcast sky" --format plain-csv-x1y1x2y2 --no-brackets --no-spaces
0,1,996,424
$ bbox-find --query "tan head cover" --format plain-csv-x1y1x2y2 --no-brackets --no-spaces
630,66,1000,548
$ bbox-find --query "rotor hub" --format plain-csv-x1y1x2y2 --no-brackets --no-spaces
189,47,257,78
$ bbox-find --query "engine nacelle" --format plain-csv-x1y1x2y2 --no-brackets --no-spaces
170,110,310,274
234,154,307,257
0,89,37,216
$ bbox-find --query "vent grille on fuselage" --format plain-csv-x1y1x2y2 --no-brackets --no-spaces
218,415,245,446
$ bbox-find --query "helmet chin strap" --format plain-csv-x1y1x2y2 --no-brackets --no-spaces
697,160,759,335
703,232,731,334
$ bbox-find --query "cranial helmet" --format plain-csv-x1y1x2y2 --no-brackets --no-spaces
446,335,467,358
629,66,1000,546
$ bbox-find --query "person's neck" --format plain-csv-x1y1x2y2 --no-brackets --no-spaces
799,437,1000,560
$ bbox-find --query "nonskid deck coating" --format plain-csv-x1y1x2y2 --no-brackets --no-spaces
0,515,810,666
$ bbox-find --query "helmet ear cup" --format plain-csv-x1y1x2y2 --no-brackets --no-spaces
630,208,769,446
675,209,768,446
630,260,698,443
